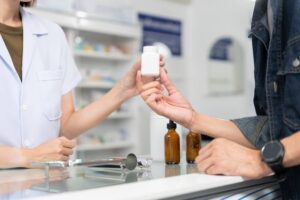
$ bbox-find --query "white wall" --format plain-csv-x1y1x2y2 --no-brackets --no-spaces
186,0,256,120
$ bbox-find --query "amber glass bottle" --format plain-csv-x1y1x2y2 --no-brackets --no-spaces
165,120,180,165
186,131,201,163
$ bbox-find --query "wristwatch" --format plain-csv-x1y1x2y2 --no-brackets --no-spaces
261,140,285,175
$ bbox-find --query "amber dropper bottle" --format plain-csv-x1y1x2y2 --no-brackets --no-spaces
186,131,201,164
165,120,180,165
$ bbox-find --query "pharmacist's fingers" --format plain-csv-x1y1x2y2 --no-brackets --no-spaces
48,154,69,162
60,137,76,149
132,59,142,71
136,70,144,92
160,61,165,67
160,55,165,67
142,76,156,84
58,155,69,161
61,147,74,156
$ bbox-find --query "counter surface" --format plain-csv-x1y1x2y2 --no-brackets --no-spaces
0,161,278,200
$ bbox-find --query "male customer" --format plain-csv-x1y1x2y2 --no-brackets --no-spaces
137,0,300,198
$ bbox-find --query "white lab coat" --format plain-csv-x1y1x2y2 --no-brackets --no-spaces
0,8,81,148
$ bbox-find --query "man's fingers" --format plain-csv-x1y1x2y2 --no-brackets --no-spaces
196,142,213,163
160,68,176,95
145,93,157,105
205,165,223,175
141,81,161,92
195,149,212,166
141,88,162,99
197,157,215,173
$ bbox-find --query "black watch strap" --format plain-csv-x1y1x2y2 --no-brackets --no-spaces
269,160,286,176
261,141,286,178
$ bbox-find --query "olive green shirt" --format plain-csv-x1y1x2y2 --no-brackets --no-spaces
0,22,23,81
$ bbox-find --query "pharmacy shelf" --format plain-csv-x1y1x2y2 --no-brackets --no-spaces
77,81,114,89
74,50,133,61
26,8,141,39
76,141,134,151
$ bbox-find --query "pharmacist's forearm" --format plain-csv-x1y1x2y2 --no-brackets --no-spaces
0,146,27,168
61,86,125,139
190,112,254,148
281,131,300,168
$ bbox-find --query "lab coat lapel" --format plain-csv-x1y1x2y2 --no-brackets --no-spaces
0,34,15,73
21,8,48,82
22,24,37,82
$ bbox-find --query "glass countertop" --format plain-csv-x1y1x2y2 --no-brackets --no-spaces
0,161,199,199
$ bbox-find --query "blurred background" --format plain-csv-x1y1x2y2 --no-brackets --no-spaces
27,0,256,160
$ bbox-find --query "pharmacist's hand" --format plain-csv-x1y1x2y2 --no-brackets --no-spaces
23,137,75,167
116,56,165,101
195,138,272,179
137,68,195,129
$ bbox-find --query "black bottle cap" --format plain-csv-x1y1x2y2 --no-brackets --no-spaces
167,120,177,129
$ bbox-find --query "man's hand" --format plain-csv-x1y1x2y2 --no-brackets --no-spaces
196,138,272,179
137,67,195,129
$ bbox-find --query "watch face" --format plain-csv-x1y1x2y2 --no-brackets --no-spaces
262,141,283,163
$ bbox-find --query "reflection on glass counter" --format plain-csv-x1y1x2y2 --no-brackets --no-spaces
0,161,202,199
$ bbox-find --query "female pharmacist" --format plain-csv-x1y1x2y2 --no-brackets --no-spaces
0,0,163,168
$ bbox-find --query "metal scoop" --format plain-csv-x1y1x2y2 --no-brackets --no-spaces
75,153,138,170
32,153,138,172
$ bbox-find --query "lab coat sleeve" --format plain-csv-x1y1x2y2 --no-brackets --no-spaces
231,116,270,149
60,33,82,95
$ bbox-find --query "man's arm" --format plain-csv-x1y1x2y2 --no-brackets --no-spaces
282,131,300,168
190,113,255,149
137,68,254,149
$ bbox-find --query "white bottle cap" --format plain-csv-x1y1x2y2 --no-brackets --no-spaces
143,46,158,53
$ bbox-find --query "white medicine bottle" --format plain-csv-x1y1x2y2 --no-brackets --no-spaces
141,46,160,76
